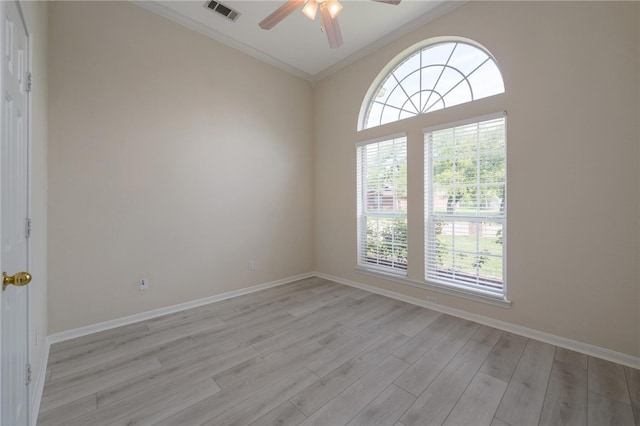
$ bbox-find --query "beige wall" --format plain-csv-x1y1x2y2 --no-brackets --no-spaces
48,1,314,332
21,0,48,411
314,1,640,357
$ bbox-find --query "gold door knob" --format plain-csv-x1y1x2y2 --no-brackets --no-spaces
2,272,32,291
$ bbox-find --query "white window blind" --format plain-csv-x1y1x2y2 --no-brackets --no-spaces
424,114,506,297
357,136,408,274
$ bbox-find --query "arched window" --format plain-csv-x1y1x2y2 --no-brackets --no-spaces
360,40,504,130
357,38,509,304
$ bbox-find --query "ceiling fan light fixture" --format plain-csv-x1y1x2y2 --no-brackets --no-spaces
301,0,318,20
325,0,343,19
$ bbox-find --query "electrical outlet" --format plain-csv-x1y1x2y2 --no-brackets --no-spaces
426,296,438,304
138,278,149,291
248,259,254,271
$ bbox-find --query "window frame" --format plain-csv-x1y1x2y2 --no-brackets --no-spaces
356,133,408,276
424,112,507,300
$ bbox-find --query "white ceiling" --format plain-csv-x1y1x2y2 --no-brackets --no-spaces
134,0,463,82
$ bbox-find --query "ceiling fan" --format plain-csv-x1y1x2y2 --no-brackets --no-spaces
259,0,402,49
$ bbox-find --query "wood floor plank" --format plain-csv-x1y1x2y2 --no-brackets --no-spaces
253,316,344,356
50,335,196,382
96,345,259,407
589,356,632,404
255,294,392,355
399,326,502,426
479,332,527,382
494,339,555,426
37,394,97,426
299,355,409,426
213,340,328,390
442,372,507,426
47,339,117,369
307,330,392,378
624,366,640,426
113,315,226,350
217,282,331,323
157,327,272,367
392,314,459,364
251,296,362,353
394,319,480,396
213,280,329,321
142,310,191,331
249,401,307,426
346,384,415,426
314,300,405,350
555,346,588,367
345,288,371,300
396,308,441,338
588,391,635,426
106,378,220,426
155,368,316,426
307,305,421,377
290,332,409,417
538,349,588,426
220,293,309,327
286,286,355,317
40,357,162,413
153,384,257,425
48,322,150,355
65,362,220,426
204,368,319,426
490,418,510,426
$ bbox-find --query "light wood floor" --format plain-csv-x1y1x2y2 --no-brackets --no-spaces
38,277,639,426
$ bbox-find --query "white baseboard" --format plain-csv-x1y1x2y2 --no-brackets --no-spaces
30,338,49,425
47,272,314,344
314,271,640,369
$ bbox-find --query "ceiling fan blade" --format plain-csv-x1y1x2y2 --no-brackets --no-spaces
259,0,305,30
370,0,401,4
320,4,343,48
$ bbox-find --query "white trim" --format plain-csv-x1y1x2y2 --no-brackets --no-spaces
355,132,407,147
47,272,313,344
422,111,506,134
315,271,640,369
355,267,510,308
29,338,48,425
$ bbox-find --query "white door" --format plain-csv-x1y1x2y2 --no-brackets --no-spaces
0,0,30,425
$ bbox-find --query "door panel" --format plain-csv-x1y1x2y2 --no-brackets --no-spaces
0,1,29,425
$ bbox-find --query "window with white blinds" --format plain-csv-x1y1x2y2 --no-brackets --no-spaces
357,136,408,274
424,114,506,297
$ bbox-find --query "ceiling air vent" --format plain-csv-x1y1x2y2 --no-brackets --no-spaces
205,1,240,22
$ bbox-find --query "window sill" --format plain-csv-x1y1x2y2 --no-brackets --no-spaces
354,266,511,309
